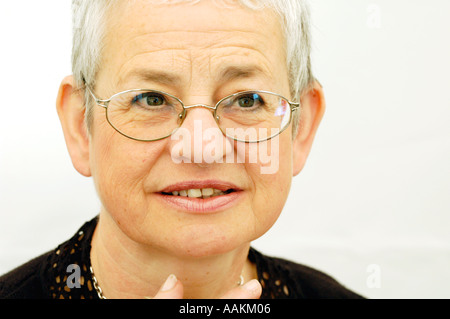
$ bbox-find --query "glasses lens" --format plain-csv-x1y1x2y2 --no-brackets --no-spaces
106,90,184,141
216,91,292,142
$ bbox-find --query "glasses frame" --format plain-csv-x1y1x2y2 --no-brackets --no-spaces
84,84,300,143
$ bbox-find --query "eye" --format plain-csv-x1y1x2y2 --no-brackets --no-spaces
237,93,264,108
132,92,166,107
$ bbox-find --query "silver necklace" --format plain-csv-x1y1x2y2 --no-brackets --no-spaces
90,266,106,299
90,266,244,299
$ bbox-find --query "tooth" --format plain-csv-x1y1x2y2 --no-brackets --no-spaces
179,190,188,197
172,188,227,198
188,189,202,198
201,188,214,196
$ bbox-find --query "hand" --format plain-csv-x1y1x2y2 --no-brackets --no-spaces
151,274,262,299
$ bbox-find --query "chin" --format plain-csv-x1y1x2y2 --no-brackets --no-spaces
165,225,251,259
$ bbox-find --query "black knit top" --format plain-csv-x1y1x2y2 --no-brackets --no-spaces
0,216,363,299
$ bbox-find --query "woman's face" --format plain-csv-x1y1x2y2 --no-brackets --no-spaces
87,1,298,257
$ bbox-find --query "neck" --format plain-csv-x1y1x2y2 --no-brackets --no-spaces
90,211,256,299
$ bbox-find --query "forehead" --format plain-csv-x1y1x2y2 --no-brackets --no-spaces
99,0,288,90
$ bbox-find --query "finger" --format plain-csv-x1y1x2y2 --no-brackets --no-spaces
220,279,262,299
150,274,184,299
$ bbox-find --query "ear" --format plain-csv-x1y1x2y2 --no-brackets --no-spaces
292,80,326,176
56,75,92,177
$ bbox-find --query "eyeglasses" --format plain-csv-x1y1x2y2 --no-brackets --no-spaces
84,84,300,143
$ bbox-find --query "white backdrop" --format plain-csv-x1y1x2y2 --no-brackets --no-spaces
0,1,449,299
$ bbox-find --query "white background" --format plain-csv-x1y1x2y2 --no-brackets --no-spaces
0,1,449,299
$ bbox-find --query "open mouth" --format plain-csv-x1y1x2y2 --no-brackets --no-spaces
160,188,237,199
157,182,242,213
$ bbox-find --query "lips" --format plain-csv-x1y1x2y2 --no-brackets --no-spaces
159,180,241,195
156,180,243,213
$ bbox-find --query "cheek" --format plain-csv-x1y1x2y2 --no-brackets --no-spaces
245,136,293,233
89,125,166,227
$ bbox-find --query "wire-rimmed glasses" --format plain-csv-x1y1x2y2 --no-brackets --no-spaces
84,84,300,143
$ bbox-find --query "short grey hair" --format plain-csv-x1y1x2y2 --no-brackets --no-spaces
71,0,314,135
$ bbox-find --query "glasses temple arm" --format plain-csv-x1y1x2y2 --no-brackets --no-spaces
81,76,109,108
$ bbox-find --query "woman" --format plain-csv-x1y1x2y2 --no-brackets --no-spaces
0,0,362,299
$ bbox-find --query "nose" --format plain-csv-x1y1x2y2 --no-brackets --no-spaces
169,106,233,165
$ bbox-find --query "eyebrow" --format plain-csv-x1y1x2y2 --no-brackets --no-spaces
118,69,182,88
118,64,270,89
217,65,269,83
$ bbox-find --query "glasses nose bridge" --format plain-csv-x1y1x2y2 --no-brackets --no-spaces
180,103,219,122
183,103,217,111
